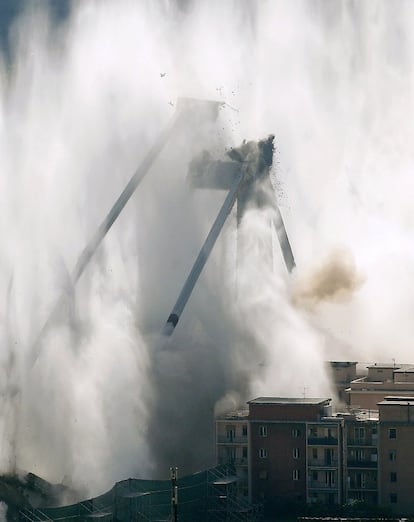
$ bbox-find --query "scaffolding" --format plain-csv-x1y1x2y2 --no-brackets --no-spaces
19,466,262,522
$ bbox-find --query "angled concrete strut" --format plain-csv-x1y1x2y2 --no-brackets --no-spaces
31,99,222,364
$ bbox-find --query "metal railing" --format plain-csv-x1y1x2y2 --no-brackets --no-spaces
308,459,339,467
347,438,378,446
307,436,338,446
347,459,377,468
307,481,338,490
217,436,248,444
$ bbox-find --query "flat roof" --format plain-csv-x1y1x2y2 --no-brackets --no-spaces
248,397,330,406
394,367,414,373
379,396,414,405
216,409,249,420
367,363,401,369
378,400,414,406
328,361,357,367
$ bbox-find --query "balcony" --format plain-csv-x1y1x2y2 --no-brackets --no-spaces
347,459,377,469
347,437,377,447
308,459,339,468
217,436,247,444
348,481,377,491
308,481,338,490
307,437,338,446
218,457,248,467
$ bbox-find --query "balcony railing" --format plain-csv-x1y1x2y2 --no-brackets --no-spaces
347,438,378,447
217,436,248,444
308,481,338,490
218,457,248,466
348,481,377,491
347,460,377,468
307,436,338,446
308,459,339,467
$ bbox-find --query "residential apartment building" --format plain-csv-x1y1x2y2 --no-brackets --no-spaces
216,394,414,516
215,408,249,498
347,363,414,409
248,398,332,508
344,412,378,505
378,396,414,515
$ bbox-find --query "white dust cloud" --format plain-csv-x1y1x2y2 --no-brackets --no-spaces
0,0,412,495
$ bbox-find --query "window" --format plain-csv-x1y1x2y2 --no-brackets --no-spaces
389,428,397,439
312,471,318,482
293,448,300,459
309,427,317,437
293,469,300,481
292,428,300,438
225,447,236,464
355,472,365,489
259,448,267,459
390,472,397,483
242,425,247,437
354,426,365,443
389,449,397,461
226,425,236,441
325,448,334,465
325,471,335,487
356,449,365,461
242,446,248,459
259,425,267,437
259,470,268,479
312,448,318,459
390,493,398,504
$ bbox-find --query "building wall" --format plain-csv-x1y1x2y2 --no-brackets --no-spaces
216,395,414,516
215,417,248,498
379,402,414,515
349,391,390,409
328,362,357,405
248,402,329,422
307,421,343,505
250,420,307,506
393,371,414,383
367,366,396,382
348,387,414,410
345,420,378,505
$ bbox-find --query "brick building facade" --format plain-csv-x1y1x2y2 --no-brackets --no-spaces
216,394,414,516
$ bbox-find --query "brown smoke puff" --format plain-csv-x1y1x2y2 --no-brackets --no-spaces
292,248,364,309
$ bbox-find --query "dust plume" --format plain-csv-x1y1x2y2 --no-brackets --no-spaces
293,248,364,308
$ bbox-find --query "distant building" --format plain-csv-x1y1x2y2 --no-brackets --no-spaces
346,363,414,409
327,361,357,404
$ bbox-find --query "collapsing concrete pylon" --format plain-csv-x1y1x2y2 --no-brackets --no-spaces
163,135,295,336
